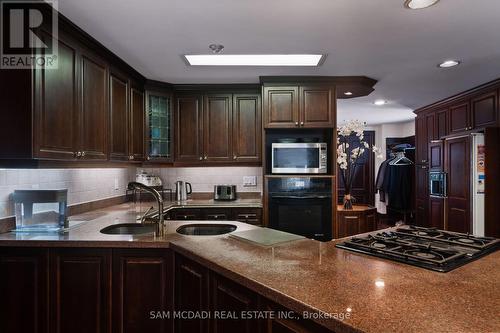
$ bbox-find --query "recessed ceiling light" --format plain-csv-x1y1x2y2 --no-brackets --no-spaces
404,0,440,9
208,44,224,54
184,54,325,66
438,60,461,68
374,100,387,106
344,91,353,96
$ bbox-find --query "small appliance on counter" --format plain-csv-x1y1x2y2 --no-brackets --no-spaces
12,189,68,232
214,185,237,201
136,170,162,187
175,181,192,201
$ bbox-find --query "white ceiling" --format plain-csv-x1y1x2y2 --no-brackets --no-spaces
58,0,500,125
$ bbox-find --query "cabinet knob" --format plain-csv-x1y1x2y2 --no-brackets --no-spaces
300,121,304,126
199,156,203,160
146,156,151,161
81,151,86,157
204,156,207,160
129,155,134,160
295,121,299,126
76,151,82,157
233,155,237,160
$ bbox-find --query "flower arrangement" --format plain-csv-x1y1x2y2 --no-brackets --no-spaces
337,120,382,209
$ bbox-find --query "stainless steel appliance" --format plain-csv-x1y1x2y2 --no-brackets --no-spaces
214,185,237,201
336,225,499,272
175,181,192,201
271,142,327,174
429,171,447,197
267,177,332,241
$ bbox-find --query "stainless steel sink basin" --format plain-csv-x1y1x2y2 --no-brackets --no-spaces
100,223,156,235
176,224,237,236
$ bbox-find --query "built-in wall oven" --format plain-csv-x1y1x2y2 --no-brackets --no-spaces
271,143,327,174
268,177,332,241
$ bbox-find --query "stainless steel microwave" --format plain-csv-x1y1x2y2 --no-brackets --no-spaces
271,143,327,174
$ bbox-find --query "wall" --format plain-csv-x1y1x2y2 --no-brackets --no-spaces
141,167,263,194
0,168,135,219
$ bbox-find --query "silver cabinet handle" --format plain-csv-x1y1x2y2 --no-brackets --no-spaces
233,155,237,160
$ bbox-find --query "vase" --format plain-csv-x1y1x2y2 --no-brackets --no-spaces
343,194,354,210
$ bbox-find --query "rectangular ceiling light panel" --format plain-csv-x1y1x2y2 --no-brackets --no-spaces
184,54,324,66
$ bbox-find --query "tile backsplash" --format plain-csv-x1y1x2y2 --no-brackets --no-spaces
141,167,263,193
0,168,135,219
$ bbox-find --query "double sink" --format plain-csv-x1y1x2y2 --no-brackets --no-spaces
100,222,237,236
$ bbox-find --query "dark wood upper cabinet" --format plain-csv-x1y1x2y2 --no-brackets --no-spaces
0,248,49,333
415,115,427,164
33,32,79,160
232,94,262,162
130,87,145,161
299,85,335,128
449,102,471,133
426,112,436,142
429,141,443,171
109,72,129,161
263,86,299,128
445,136,471,233
80,53,109,160
204,94,233,162
175,254,209,333
113,249,173,333
436,109,448,139
471,90,498,128
49,248,111,333
176,95,204,162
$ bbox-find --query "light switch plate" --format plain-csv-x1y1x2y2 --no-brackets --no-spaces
114,178,120,190
243,176,257,187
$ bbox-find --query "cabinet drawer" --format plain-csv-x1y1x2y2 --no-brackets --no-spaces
232,208,262,225
202,208,231,221
171,209,202,220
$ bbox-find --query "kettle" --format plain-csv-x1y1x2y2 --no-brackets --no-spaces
175,181,192,201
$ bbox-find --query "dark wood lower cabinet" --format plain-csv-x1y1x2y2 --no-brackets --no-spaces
429,196,445,229
49,248,112,333
174,254,209,333
113,249,173,333
262,300,331,333
0,248,49,333
337,205,377,238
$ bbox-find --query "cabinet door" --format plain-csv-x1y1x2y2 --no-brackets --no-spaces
445,136,471,233
415,116,427,164
113,249,173,333
263,87,299,128
211,273,259,333
449,102,470,133
415,165,428,227
204,94,232,162
471,91,498,129
109,72,129,161
232,94,262,162
49,248,111,333
299,85,335,128
130,88,145,161
436,109,448,139
429,141,443,171
146,91,173,162
80,53,108,160
175,255,209,333
337,214,360,238
426,112,436,143
429,196,445,229
0,248,49,333
261,300,330,333
176,95,203,162
33,32,78,160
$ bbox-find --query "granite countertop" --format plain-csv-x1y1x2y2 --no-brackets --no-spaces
162,198,262,210
0,203,499,333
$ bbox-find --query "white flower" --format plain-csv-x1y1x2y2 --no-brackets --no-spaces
363,142,369,148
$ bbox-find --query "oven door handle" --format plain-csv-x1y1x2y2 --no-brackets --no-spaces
270,195,330,199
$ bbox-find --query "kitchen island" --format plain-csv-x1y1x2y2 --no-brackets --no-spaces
0,203,499,333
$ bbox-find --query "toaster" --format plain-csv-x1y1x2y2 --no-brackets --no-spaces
214,185,237,201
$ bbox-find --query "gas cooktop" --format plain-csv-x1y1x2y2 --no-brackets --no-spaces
335,225,500,272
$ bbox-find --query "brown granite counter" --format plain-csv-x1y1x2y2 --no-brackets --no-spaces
0,203,498,333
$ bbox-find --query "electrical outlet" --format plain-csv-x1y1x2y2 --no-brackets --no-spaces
242,176,257,187
114,178,120,190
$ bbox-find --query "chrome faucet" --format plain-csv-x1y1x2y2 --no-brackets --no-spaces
127,182,165,236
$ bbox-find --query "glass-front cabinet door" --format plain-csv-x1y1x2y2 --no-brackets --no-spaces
145,90,173,162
